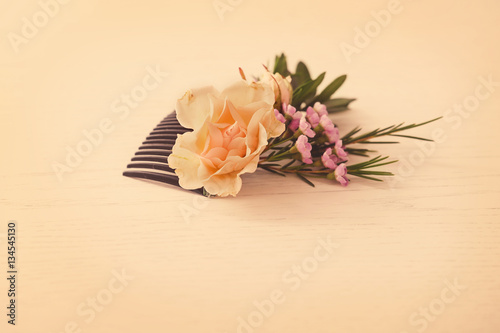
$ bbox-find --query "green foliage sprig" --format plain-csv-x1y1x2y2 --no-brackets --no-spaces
257,53,441,188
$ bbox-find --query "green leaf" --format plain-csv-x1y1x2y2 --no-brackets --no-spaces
389,134,434,142
260,166,286,177
290,61,311,90
282,159,296,169
273,53,290,77
258,163,282,167
342,126,362,141
344,147,375,157
362,161,398,169
343,117,442,145
297,173,315,187
348,173,384,182
292,72,326,108
313,75,347,104
359,141,400,144
350,170,394,176
324,98,356,113
347,155,389,170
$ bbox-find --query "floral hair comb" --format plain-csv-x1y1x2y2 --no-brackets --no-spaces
124,54,440,197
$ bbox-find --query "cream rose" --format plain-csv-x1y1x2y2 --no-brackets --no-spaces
260,71,293,106
167,80,285,197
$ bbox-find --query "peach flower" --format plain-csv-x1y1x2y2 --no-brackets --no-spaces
167,80,285,197
260,71,293,106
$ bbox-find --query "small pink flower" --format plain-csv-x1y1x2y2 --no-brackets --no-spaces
283,104,301,131
321,148,339,170
299,115,316,138
296,135,313,164
283,103,297,117
334,140,348,160
313,102,328,118
289,112,302,131
319,115,339,143
274,109,286,123
306,106,320,128
334,163,349,186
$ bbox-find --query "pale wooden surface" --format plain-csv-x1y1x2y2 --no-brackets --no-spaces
1,1,500,332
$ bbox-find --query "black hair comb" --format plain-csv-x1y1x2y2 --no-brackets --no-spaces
123,111,206,195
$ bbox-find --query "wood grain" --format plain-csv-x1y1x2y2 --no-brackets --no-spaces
1,1,500,332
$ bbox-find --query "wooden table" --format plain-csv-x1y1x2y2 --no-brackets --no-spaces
1,1,499,332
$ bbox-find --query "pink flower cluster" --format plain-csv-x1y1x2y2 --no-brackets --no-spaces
274,102,350,186
296,135,313,164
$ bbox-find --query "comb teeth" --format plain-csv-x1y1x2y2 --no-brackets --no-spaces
123,111,205,195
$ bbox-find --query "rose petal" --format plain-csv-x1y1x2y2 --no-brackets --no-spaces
222,80,275,110
175,86,222,130
204,147,228,161
167,132,204,190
